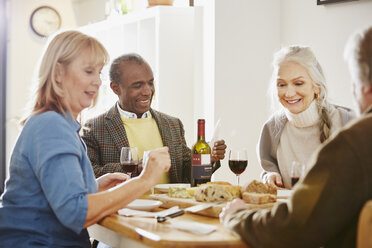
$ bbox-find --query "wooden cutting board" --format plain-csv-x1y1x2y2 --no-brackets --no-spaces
149,194,274,218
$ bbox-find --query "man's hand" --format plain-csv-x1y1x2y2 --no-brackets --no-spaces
219,198,248,223
140,147,171,186
211,139,227,163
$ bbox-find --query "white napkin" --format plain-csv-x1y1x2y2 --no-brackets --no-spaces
118,206,217,235
168,219,217,235
118,206,179,217
277,190,293,198
208,118,221,147
209,119,221,182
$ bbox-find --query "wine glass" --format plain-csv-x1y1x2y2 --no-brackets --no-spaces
120,147,139,178
228,149,248,186
290,161,306,188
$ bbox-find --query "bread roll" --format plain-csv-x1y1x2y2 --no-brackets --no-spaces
242,180,277,195
206,181,232,186
242,192,276,204
194,183,241,202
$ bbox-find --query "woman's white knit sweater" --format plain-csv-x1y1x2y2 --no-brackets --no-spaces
277,101,342,188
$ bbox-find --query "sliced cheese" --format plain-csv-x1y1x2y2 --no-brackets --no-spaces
186,187,197,196
168,187,191,198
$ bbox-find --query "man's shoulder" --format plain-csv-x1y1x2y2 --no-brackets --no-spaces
85,112,106,124
317,113,372,176
84,106,117,127
329,113,372,148
342,112,372,135
151,109,182,124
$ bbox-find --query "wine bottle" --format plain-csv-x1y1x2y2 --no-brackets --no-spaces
191,119,212,186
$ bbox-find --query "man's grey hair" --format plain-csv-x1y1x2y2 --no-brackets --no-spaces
109,53,150,84
344,26,372,87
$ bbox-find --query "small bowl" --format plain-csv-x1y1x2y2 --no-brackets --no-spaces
126,199,163,211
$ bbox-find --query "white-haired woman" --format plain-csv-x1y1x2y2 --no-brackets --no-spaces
0,30,170,247
258,45,355,189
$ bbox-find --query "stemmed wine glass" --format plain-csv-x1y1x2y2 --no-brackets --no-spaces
120,147,139,178
228,149,248,186
290,161,306,188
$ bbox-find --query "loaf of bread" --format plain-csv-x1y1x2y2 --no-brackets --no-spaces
242,180,277,195
206,181,232,186
194,182,241,202
242,192,276,204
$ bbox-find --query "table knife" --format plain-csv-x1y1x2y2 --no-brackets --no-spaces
156,202,221,223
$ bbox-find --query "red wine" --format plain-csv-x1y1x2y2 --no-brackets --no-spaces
291,177,300,187
228,160,248,175
121,162,138,173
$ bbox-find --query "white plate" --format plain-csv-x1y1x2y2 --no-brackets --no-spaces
154,183,191,193
127,199,162,211
277,190,293,198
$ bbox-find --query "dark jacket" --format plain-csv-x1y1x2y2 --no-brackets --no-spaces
224,107,372,248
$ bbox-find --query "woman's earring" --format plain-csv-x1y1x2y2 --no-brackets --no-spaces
314,93,319,100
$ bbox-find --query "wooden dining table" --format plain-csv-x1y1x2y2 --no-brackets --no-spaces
88,207,250,248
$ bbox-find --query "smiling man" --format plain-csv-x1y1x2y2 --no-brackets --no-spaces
82,53,226,183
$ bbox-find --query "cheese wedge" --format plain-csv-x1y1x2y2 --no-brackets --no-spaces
186,187,197,197
168,187,191,198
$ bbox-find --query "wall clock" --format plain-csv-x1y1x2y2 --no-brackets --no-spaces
30,6,61,37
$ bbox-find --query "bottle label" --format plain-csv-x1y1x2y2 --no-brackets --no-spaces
192,154,212,179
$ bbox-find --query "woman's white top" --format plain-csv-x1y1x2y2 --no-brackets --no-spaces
277,101,343,188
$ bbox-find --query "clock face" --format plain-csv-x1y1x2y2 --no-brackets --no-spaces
30,6,61,37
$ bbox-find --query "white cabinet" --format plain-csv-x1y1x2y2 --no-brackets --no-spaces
79,6,198,146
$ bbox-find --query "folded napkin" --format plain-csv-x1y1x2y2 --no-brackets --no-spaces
118,206,180,217
277,189,293,198
118,206,217,235
168,219,217,235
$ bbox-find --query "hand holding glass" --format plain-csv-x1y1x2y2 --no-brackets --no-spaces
120,147,139,178
228,149,248,186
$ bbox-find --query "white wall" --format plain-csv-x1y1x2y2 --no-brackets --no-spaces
212,0,281,185
212,0,372,186
72,0,106,26
193,0,215,142
6,0,77,175
280,0,372,109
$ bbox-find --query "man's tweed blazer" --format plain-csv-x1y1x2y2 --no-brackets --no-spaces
81,105,191,183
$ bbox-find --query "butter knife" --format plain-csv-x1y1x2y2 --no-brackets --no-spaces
182,202,219,213
156,202,220,223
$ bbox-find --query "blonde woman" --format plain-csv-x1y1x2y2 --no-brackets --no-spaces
258,45,355,188
0,30,170,247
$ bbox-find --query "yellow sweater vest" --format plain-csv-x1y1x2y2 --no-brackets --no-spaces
120,116,169,184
